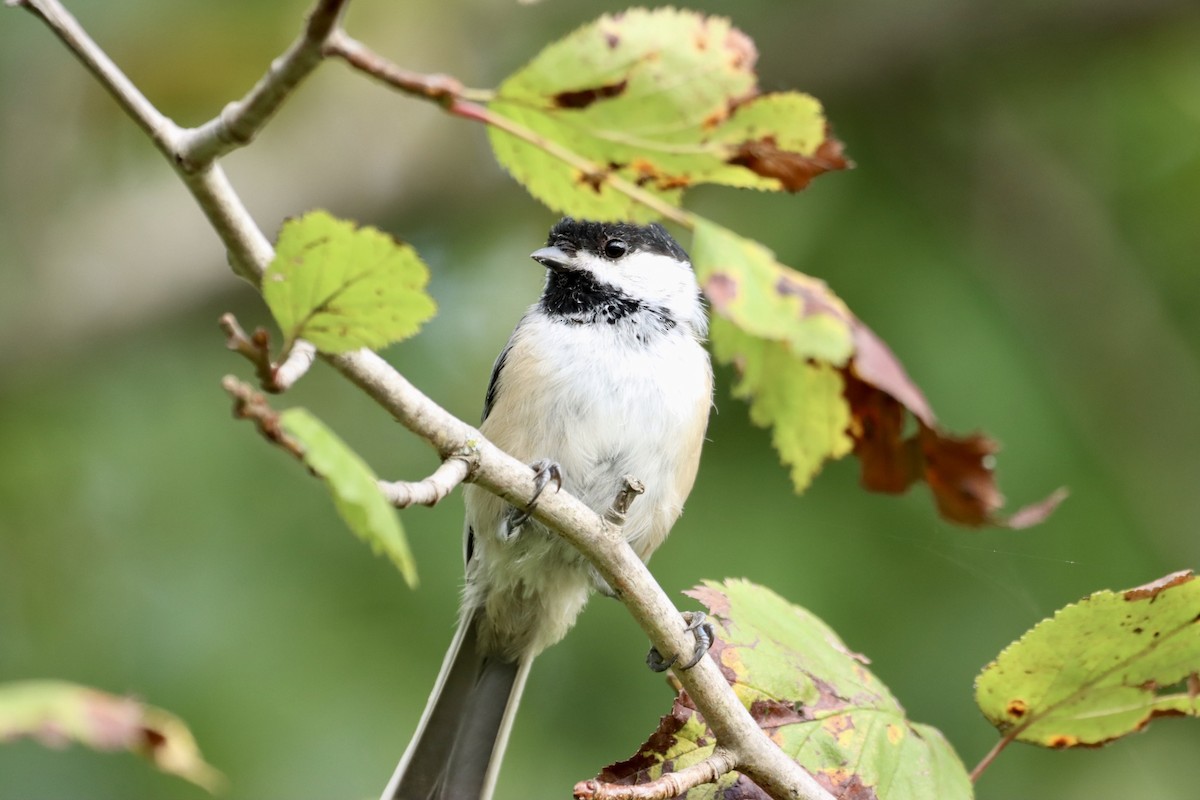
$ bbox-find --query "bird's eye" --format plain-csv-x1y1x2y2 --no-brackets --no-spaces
602,239,628,259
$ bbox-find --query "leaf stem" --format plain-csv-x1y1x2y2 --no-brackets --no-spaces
969,730,1018,783
324,31,696,229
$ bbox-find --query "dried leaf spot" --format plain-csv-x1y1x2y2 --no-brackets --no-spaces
575,167,610,194
1123,570,1194,601
628,158,690,191
1005,698,1029,719
1047,734,1078,748
703,273,738,313
816,769,881,800
728,131,851,192
749,698,811,728
723,26,758,71
553,79,629,110
822,714,856,747
775,273,845,321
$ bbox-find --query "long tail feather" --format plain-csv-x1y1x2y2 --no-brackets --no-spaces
382,612,531,800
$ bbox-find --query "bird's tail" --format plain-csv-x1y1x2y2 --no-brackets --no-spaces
381,610,531,800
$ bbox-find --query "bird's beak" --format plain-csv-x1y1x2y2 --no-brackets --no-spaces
530,246,569,271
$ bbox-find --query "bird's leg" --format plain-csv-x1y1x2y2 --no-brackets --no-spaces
503,459,563,537
646,611,714,672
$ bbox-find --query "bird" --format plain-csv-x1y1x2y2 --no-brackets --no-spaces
381,217,713,800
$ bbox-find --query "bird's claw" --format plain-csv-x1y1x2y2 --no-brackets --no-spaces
646,611,714,673
507,459,563,529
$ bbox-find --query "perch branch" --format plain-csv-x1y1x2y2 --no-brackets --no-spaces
379,457,472,508
574,748,738,800
14,3,834,798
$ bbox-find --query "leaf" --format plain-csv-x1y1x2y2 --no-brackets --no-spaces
263,210,436,354
975,570,1200,748
488,9,848,221
0,680,223,792
280,408,417,587
710,317,853,491
597,580,973,799
693,219,1063,526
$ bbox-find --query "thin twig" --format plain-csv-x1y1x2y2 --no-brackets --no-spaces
272,340,318,391
9,0,182,155
219,313,275,387
325,32,695,228
219,314,317,392
176,0,351,169
379,457,472,508
574,748,738,800
604,475,645,527
221,375,305,460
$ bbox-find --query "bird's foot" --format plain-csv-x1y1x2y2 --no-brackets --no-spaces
503,459,563,537
646,611,714,672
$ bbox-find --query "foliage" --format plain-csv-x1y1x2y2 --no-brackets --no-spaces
488,9,1058,526
0,681,222,792
976,570,1200,748
263,210,436,356
599,580,974,799
7,1,1197,798
280,407,418,587
488,8,847,222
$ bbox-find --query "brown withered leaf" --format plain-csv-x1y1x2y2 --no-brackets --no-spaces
843,359,1066,528
694,220,1064,528
727,127,852,192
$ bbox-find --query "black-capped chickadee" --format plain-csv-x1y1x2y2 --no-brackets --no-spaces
382,218,713,800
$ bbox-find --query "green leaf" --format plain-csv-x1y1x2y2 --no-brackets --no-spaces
598,580,973,799
976,570,1200,748
488,9,848,220
711,317,852,492
693,219,853,362
0,680,223,792
280,408,417,587
694,220,854,491
263,210,436,354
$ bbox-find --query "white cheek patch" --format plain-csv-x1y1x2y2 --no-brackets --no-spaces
582,251,695,304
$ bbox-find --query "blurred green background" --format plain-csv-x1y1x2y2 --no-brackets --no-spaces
2,0,1198,798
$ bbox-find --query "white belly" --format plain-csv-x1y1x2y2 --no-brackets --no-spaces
462,312,712,658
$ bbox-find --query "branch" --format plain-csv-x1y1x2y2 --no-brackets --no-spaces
15,4,834,798
175,0,351,169
220,313,317,392
326,351,833,800
324,32,695,228
379,458,472,508
574,748,737,800
221,376,305,460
